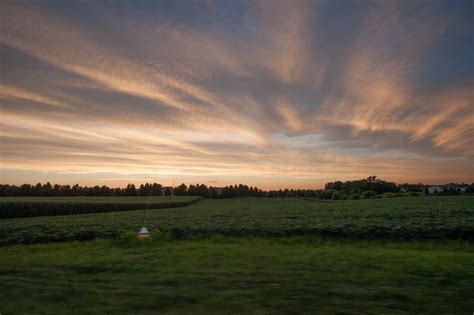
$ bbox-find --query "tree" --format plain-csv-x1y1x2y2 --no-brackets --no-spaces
151,183,163,196
175,184,188,196
331,191,342,200
125,184,137,196
43,182,53,196
164,186,173,196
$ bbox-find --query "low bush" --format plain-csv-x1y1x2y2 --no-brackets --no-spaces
331,191,342,200
361,190,377,199
384,192,404,198
349,194,360,200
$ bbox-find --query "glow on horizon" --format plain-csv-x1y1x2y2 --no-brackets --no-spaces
0,0,473,189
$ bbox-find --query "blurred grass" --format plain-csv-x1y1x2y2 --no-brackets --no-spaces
0,237,472,314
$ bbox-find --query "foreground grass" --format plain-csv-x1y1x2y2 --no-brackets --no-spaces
0,237,472,314
1,196,473,244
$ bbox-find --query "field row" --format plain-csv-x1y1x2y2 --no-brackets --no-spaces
0,196,201,219
1,196,472,245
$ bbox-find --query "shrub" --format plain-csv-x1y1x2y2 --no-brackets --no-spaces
320,190,334,200
349,194,360,200
113,231,142,246
383,192,404,198
361,190,377,199
331,191,342,200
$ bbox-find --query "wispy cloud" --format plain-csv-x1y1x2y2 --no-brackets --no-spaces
0,0,472,187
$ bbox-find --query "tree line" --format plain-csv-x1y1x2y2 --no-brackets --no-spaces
0,182,266,198
1,177,473,198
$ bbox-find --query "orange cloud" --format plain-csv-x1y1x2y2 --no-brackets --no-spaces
1,0,472,188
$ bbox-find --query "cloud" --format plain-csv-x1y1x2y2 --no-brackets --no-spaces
0,84,63,108
0,0,473,187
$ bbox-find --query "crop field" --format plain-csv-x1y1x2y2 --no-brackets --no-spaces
1,196,472,245
1,196,473,313
0,196,201,219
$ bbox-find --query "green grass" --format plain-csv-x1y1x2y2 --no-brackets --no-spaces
0,196,201,219
0,237,472,314
1,196,473,245
1,197,472,313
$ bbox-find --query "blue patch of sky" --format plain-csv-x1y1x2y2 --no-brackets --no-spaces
414,27,474,93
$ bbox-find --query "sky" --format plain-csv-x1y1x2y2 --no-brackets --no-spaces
0,0,473,189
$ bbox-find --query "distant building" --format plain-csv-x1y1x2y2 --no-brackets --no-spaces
161,186,174,196
427,185,444,194
427,184,466,194
214,188,224,197
444,184,467,193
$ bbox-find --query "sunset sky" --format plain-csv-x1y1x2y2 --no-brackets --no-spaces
1,0,473,189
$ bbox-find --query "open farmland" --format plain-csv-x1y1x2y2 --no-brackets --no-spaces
1,196,473,245
0,196,473,313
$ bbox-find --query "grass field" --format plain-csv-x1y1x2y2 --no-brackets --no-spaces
0,196,473,313
0,238,472,314
1,196,473,245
